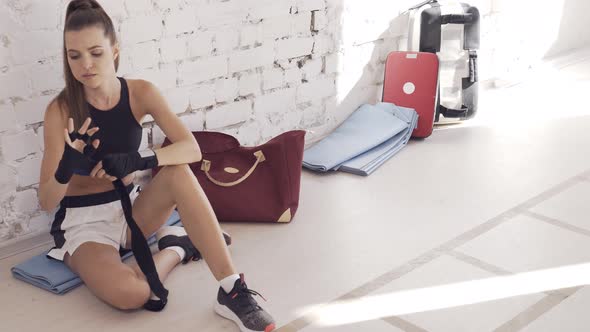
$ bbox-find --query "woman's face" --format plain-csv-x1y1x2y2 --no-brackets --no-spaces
65,26,118,88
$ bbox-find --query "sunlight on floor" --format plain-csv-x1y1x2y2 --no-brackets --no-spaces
298,262,590,328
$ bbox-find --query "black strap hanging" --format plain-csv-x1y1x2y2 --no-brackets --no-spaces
113,179,168,311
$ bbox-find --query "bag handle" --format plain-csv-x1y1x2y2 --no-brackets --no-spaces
200,150,266,187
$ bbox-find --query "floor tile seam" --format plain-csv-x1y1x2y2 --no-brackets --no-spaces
493,286,583,332
523,210,590,238
382,316,429,332
445,251,571,297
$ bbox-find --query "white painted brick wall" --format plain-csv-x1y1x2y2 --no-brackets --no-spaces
130,64,177,91
178,56,228,85
229,45,275,73
16,156,42,188
14,95,53,126
0,130,42,162
0,69,32,100
0,104,19,133
131,41,159,69
160,37,188,63
206,100,252,129
296,77,335,102
238,73,262,96
292,12,313,35
197,1,246,28
215,77,239,103
14,189,39,214
30,62,64,93
120,15,162,44
248,1,294,20
0,164,17,197
0,0,547,247
261,16,293,41
302,56,324,79
285,67,303,84
214,28,240,54
163,10,198,36
240,25,262,47
189,83,216,109
23,0,61,30
180,112,205,131
254,88,297,115
276,37,315,60
235,121,261,147
263,68,285,91
313,34,334,55
124,0,152,16
296,0,326,12
187,32,214,57
312,10,328,31
162,87,190,114
10,31,61,65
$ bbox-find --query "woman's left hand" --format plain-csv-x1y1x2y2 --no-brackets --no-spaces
90,160,118,182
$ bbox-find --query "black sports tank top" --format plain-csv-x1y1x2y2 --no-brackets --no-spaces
73,77,143,175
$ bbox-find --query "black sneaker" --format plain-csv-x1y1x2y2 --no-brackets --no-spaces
156,226,232,264
215,274,276,332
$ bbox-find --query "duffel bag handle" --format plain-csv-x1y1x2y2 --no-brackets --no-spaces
200,150,266,187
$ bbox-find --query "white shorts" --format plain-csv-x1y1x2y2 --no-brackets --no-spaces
46,184,141,261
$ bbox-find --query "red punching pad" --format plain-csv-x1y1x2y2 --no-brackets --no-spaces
382,51,439,138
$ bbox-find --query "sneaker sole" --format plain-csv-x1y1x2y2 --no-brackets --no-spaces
214,302,275,332
156,226,232,246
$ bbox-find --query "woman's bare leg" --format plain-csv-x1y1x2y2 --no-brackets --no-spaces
65,242,153,310
130,164,236,280
126,249,182,284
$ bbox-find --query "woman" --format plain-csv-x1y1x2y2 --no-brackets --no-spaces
38,1,275,331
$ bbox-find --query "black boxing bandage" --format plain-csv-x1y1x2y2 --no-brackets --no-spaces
101,150,159,179
54,132,99,184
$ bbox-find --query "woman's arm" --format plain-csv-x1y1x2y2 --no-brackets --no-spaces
139,80,201,165
39,102,99,211
89,80,201,181
38,101,69,211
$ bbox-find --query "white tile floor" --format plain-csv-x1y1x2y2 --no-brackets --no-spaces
2,47,590,331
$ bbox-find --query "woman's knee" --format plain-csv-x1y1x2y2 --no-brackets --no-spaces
161,164,194,184
107,275,151,310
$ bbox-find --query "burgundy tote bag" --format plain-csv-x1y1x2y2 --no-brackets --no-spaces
154,130,305,223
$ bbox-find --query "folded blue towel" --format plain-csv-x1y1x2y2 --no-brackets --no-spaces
337,103,418,176
303,102,417,174
11,210,181,295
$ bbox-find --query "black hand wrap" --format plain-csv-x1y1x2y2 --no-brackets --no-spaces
54,132,98,184
101,150,158,179
112,179,168,311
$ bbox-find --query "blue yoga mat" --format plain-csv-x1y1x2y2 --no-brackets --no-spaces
337,103,418,176
303,102,417,175
11,210,181,295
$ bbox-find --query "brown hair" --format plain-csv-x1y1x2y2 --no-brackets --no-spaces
55,0,119,129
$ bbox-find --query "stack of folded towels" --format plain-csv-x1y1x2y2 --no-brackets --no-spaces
303,102,418,176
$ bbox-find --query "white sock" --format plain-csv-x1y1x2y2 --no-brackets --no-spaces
149,247,186,301
220,274,240,293
164,246,186,262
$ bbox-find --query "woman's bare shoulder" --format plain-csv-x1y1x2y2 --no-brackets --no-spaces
126,78,158,96
44,96,67,125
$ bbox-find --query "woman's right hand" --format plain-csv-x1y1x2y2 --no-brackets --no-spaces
54,117,101,184
64,117,100,153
